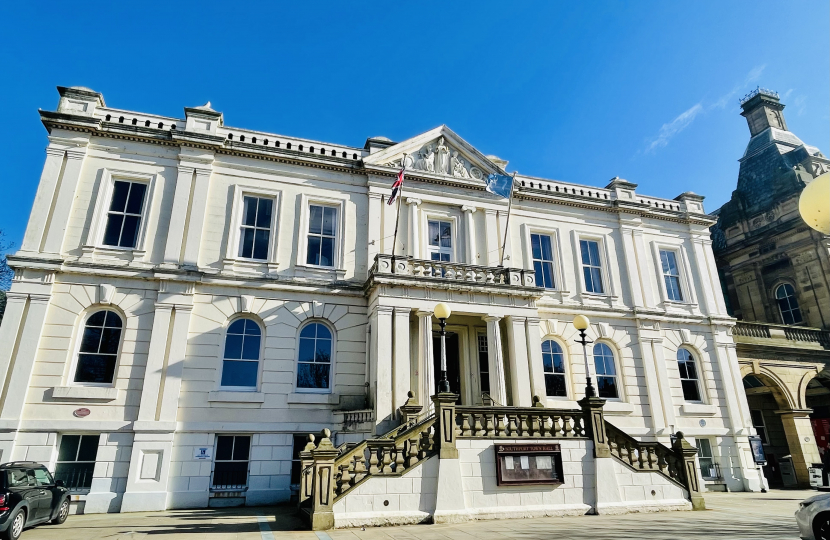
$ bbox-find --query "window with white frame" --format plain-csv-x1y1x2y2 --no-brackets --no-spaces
593,342,618,399
775,283,803,325
221,319,261,389
55,434,99,491
677,348,701,401
750,409,768,444
296,322,333,390
427,220,453,262
659,249,684,302
531,233,556,289
477,333,490,395
695,438,717,480
542,340,567,397
306,205,337,267
579,239,604,294
213,435,250,489
237,196,273,260
102,180,147,248
74,310,123,384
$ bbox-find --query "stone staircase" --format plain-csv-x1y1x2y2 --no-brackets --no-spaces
299,393,703,529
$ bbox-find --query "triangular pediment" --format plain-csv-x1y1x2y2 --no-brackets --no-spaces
364,125,507,183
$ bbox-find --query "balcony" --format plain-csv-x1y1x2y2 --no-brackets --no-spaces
733,321,830,351
365,254,542,298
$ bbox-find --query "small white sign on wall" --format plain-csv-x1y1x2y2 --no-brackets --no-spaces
194,447,212,460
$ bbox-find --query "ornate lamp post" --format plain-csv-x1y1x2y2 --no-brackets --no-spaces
434,303,452,393
799,172,830,235
572,315,596,398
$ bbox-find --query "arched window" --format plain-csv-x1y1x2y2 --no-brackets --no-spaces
297,323,332,390
592,343,618,399
775,284,803,325
542,340,567,397
221,319,261,388
677,348,701,402
75,310,123,384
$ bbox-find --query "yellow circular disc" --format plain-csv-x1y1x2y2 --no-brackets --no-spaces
799,172,830,235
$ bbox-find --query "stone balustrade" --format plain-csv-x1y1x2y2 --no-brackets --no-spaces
455,405,586,439
734,321,830,348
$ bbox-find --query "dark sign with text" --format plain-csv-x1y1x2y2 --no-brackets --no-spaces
495,443,564,486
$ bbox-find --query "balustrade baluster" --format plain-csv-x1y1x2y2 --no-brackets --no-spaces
507,414,518,436
368,444,380,474
338,462,352,495
407,435,420,467
381,446,393,473
353,451,367,483
461,413,472,436
394,442,405,472
472,412,483,436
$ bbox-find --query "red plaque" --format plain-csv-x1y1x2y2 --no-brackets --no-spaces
73,408,91,418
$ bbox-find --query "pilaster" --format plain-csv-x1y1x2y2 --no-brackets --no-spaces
484,209,499,266
416,310,435,412
42,148,89,255
368,193,382,266
162,147,214,269
524,317,547,403
407,198,422,259
461,205,477,265
392,307,412,414
482,315,507,406
505,315,532,406
777,409,820,487
371,305,395,432
20,147,68,253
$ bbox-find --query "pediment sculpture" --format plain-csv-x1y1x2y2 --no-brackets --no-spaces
385,136,485,180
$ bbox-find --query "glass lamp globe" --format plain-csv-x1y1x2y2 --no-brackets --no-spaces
434,303,452,320
572,314,590,331
799,172,830,235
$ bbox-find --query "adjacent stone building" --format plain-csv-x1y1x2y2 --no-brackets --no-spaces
0,86,763,520
711,88,830,488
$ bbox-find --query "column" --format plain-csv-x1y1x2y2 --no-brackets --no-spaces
393,307,412,414
41,148,88,255
371,306,394,432
20,148,68,253
122,300,192,512
407,198,422,259
461,205,477,264
416,310,435,408
482,316,507,406
484,209,500,266
524,317,548,403
505,316,532,406
778,410,822,487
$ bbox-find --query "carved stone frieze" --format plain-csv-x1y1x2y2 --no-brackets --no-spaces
384,136,484,180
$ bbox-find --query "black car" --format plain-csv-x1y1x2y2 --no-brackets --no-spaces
0,462,69,539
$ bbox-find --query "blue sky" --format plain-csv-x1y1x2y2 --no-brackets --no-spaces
1,1,827,249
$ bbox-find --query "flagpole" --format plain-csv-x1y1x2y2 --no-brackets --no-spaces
390,154,407,262
499,172,517,267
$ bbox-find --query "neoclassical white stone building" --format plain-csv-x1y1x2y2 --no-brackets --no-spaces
0,86,763,517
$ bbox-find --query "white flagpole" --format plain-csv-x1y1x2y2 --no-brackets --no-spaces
499,172,517,267
390,154,407,260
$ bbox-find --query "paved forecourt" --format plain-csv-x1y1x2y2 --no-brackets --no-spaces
24,490,809,540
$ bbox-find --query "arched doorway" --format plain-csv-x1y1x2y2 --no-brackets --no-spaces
806,373,830,465
743,373,795,487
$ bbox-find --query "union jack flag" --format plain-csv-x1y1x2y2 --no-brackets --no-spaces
387,167,405,206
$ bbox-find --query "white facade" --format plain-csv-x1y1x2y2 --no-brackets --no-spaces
0,86,763,514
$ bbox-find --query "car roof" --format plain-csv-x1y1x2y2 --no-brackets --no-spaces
0,462,44,469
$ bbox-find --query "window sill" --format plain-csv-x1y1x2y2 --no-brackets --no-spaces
51,386,118,402
294,264,346,281
288,392,340,405
221,258,279,276
602,401,634,415
208,391,265,403
680,403,718,416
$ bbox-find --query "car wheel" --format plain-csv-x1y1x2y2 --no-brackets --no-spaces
2,508,25,540
815,513,830,540
51,499,69,524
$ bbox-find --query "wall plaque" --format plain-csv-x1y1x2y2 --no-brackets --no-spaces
495,443,563,486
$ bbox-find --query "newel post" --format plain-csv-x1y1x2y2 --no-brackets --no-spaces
672,431,706,510
298,434,317,507
310,429,339,530
399,390,423,426
432,393,459,459
578,396,610,458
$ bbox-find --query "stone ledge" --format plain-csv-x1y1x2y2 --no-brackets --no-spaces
288,393,340,405
207,391,265,403
679,403,718,416
603,401,635,415
51,386,118,401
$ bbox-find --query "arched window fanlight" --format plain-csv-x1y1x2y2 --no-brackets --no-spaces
222,319,261,388
75,310,123,384
541,340,567,397
775,283,803,325
677,348,701,401
592,343,618,399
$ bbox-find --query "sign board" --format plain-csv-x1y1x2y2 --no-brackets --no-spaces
748,436,766,465
193,447,212,460
494,443,563,486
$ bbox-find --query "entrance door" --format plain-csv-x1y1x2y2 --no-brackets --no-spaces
433,332,461,400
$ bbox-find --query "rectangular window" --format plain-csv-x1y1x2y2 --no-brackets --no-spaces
306,205,337,267
478,334,490,395
54,434,99,491
531,234,556,289
213,435,250,489
660,249,684,302
291,434,307,486
579,239,604,294
695,438,717,480
750,410,768,444
427,220,453,262
102,180,147,248
238,196,273,260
